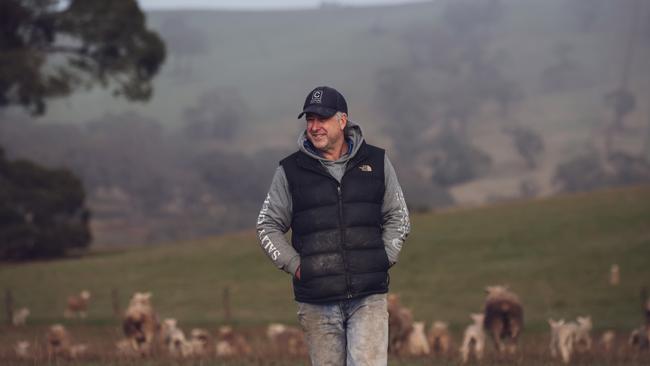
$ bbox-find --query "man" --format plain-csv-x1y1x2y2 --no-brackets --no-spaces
256,86,410,366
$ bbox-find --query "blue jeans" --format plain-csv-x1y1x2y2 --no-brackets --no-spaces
297,293,388,366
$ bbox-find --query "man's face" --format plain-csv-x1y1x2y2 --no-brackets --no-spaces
305,112,346,153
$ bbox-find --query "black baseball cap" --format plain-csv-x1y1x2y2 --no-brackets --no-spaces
297,86,348,119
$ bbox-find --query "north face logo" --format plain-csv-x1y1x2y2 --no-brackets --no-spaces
310,90,323,104
359,165,372,172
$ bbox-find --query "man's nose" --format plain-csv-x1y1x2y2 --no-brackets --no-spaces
308,121,322,130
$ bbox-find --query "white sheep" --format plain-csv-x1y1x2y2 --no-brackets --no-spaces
460,313,486,364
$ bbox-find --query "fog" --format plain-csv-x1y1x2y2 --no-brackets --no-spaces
1,0,649,246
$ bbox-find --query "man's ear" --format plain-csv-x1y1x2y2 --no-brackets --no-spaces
340,114,348,130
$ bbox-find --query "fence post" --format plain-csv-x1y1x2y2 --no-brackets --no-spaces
111,288,121,319
5,289,14,326
223,286,231,324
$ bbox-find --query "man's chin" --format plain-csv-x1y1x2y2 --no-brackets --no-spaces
309,140,327,151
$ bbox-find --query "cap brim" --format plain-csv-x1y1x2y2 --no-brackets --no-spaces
297,105,337,119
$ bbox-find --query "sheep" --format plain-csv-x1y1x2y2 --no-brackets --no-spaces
387,293,414,354
115,338,139,358
548,316,593,364
548,319,564,359
400,321,430,356
122,292,158,355
600,330,616,353
128,291,153,308
428,321,451,356
190,328,212,357
629,326,650,350
160,318,179,350
267,323,306,356
548,318,577,363
168,327,194,358
64,290,91,319
12,307,30,326
609,264,620,286
574,316,593,352
460,313,486,364
70,344,88,359
215,325,252,357
46,324,73,359
14,341,31,360
45,324,90,360
483,285,523,355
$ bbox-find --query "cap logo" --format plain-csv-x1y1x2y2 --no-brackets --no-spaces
310,90,323,104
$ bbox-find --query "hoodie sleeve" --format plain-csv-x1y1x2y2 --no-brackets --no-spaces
382,154,411,266
256,166,301,276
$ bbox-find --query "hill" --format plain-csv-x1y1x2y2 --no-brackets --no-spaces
1,0,649,246
1,185,649,332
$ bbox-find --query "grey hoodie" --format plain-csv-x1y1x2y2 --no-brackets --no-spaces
256,120,410,276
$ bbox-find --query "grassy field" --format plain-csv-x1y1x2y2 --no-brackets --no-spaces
1,185,650,364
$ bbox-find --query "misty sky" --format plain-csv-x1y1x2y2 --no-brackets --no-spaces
139,0,420,10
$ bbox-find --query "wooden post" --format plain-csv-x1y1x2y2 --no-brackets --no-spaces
223,286,231,324
5,289,14,326
111,288,121,319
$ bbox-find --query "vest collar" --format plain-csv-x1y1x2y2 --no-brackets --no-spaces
296,141,369,178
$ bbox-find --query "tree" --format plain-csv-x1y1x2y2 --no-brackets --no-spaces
553,150,650,193
0,0,166,256
0,148,91,260
430,130,492,187
0,0,166,115
503,125,544,169
183,88,248,141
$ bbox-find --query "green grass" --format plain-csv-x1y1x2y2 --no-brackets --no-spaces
1,185,650,364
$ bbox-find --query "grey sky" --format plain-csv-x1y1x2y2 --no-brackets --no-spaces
140,0,419,10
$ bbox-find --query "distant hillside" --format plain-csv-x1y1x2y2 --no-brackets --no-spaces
2,185,649,332
1,0,648,246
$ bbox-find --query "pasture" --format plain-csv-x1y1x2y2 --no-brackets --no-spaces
1,185,649,365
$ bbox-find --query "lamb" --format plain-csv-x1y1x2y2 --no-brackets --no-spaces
46,324,73,359
14,341,31,360
64,290,91,319
427,321,451,356
46,323,90,360
573,316,593,352
483,285,523,355
548,316,592,364
548,319,564,359
629,326,650,350
609,264,620,285
122,292,158,355
215,325,252,357
116,338,139,357
190,328,212,357
267,323,306,356
160,318,179,350
168,327,194,358
629,288,650,350
548,318,575,363
600,330,616,353
400,321,430,356
387,293,414,354
460,313,486,364
70,344,88,359
12,307,30,326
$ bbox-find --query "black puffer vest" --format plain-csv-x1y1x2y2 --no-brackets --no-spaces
280,141,390,303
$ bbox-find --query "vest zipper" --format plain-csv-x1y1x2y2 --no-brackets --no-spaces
337,185,353,299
